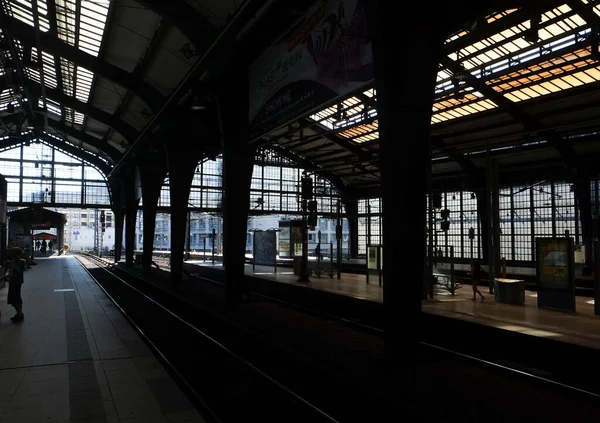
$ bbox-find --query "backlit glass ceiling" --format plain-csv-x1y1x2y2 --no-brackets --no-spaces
0,0,110,124
308,2,600,144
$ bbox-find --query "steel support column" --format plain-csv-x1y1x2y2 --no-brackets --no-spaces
167,147,201,290
138,158,168,272
486,159,501,293
219,66,256,306
109,178,125,263
343,198,359,259
573,178,593,265
369,1,444,359
477,189,489,263
121,171,140,267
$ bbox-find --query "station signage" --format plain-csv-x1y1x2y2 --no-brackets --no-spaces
248,0,374,141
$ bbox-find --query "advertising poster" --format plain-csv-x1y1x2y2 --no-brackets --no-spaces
367,245,378,269
536,237,575,312
537,238,570,289
248,0,374,140
279,227,290,257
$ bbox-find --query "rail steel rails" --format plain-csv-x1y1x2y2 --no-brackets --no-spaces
77,253,600,414
74,253,339,423
184,270,600,400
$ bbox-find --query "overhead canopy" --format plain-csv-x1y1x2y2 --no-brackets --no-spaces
32,231,57,240
259,2,600,196
8,206,66,229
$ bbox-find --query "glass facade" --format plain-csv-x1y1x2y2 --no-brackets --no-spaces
0,142,110,207
361,181,580,263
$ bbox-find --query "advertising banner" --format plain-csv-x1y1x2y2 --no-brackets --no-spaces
248,0,373,141
536,237,575,311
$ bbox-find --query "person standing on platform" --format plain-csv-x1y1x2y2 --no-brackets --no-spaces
41,239,47,256
48,240,53,252
471,261,486,302
1,247,26,322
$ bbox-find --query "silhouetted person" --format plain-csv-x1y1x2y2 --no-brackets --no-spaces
471,260,486,302
1,248,26,322
41,239,47,256
48,240,53,252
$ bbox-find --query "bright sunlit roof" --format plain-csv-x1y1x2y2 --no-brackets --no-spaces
3,0,110,125
306,2,600,144
309,88,379,144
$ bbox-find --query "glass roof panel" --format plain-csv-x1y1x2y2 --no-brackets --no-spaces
40,98,61,116
488,47,600,100
1,0,111,130
437,3,591,96
581,0,600,16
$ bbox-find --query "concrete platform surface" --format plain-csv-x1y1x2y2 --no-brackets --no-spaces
0,256,204,423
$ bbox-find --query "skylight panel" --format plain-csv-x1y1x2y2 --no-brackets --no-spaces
55,0,77,46
9,0,34,26
39,97,61,116
78,1,109,57
75,66,94,102
63,107,85,125
60,57,75,97
339,121,379,144
27,47,58,88
581,0,600,16
489,48,599,101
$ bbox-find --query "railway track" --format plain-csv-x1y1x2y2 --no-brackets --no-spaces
76,253,600,422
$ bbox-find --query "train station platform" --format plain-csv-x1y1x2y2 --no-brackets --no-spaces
0,256,204,423
188,261,600,351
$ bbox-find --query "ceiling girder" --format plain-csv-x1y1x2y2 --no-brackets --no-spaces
567,0,600,53
0,136,25,152
40,135,112,174
444,1,565,57
439,56,575,161
114,18,171,118
0,13,165,112
431,135,479,177
304,119,380,170
0,75,139,141
45,0,64,94
47,119,121,163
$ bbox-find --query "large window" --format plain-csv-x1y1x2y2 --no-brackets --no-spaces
0,143,110,207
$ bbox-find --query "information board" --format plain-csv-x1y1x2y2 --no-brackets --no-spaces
253,230,277,266
536,237,575,312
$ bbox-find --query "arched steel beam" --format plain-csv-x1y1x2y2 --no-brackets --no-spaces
0,75,139,142
0,13,164,111
439,56,575,162
0,136,24,152
40,136,112,175
0,109,122,162
46,119,122,163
